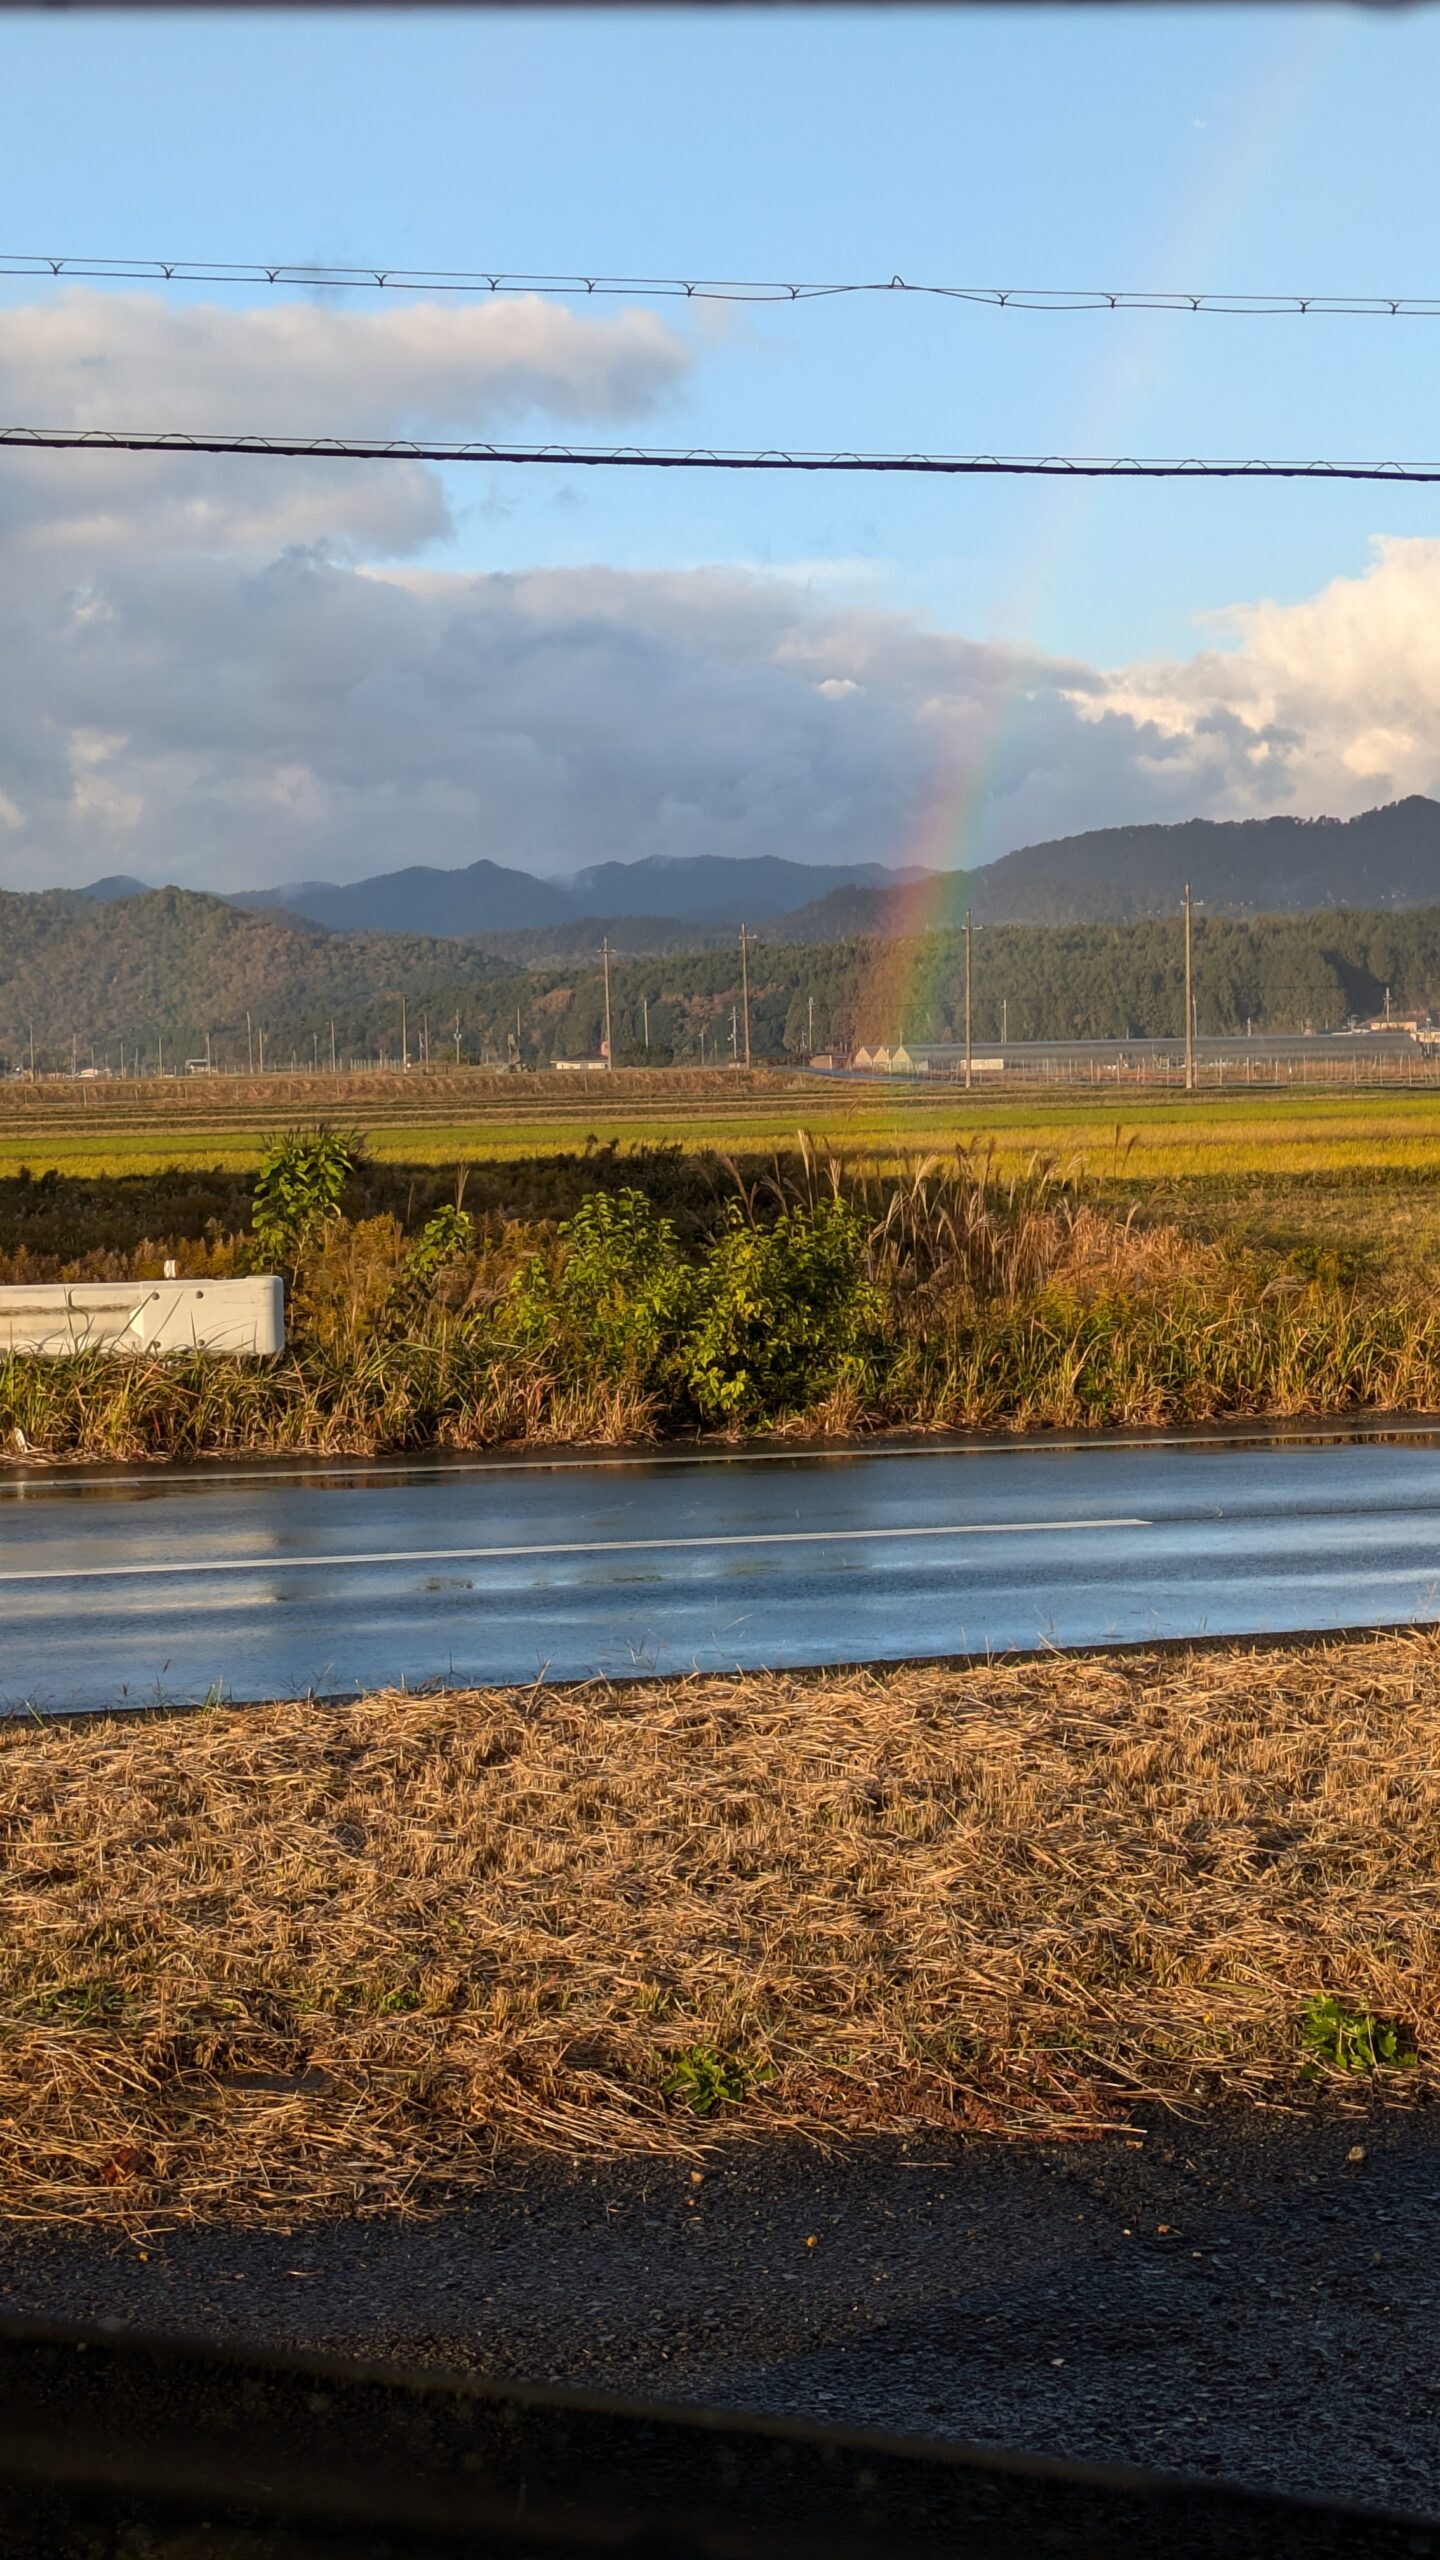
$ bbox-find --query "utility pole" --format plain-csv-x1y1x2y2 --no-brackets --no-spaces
330,1020,337,1075
699,1022,707,1067
739,922,752,1068
1183,881,1195,1094
401,995,409,1073
257,1024,265,1075
964,910,974,1092
642,994,649,1053
601,937,614,1069
807,994,814,1056
1001,996,1008,1046
453,1013,462,1066
731,1004,738,1064
421,1010,429,1068
27,1021,34,1082
205,1028,212,1071
246,1010,254,1076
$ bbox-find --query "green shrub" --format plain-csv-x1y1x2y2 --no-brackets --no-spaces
506,1188,694,1389
251,1125,363,1270
684,1197,879,1425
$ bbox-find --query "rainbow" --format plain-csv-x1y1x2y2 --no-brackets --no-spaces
851,7,1344,1072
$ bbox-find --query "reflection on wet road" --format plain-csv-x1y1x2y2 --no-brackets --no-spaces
3,1431,1440,1710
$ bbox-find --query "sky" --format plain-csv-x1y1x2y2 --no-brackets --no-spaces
6,4,1440,890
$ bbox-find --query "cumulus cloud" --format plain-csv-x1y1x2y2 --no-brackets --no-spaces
1081,537,1440,818
0,288,695,561
0,287,1438,890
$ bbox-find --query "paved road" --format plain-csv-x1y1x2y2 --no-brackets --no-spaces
5,1427,1440,1711
2,2106,1436,2517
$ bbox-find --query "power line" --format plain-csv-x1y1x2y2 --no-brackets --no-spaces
5,252,1440,319
5,426,1440,483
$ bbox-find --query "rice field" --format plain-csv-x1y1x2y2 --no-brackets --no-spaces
5,1068,1440,1183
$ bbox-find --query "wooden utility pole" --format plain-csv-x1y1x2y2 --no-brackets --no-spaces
739,923,752,1069
401,995,410,1073
642,994,649,1053
964,910,974,1092
246,1010,254,1076
601,937,614,1068
1184,881,1195,1093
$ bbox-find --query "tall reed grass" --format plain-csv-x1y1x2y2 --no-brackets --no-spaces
4,1138,1439,1460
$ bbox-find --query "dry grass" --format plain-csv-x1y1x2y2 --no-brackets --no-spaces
0,1636,1436,2230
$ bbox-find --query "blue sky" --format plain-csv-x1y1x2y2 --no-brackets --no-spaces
8,4,1440,658
5,7,1440,886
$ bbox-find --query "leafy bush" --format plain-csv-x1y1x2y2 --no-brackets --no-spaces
251,1125,363,1270
506,1188,694,1390
684,1197,879,1424
390,1204,477,1325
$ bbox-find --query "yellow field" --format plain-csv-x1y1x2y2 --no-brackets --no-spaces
4,1067,1440,1183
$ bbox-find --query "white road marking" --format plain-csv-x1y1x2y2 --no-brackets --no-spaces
0,1516,1151,1586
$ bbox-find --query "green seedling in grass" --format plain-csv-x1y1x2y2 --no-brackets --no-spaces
660,2043,764,2115
1300,1994,1417,2075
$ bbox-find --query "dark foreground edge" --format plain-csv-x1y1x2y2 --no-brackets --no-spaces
0,2319,1435,2558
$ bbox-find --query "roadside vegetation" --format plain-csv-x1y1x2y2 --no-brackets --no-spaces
0,1630,1432,2227
8,1122,1440,1457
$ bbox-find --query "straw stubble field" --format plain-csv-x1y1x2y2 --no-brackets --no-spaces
1,1631,1435,2232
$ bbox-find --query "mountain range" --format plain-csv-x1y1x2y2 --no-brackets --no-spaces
74,799,1440,944
13,880,1440,1070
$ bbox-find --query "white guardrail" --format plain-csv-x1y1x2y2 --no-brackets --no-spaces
0,1277,284,1358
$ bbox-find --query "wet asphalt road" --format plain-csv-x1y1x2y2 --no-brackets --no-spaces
7,1426,1440,1710
2,2107,1436,2516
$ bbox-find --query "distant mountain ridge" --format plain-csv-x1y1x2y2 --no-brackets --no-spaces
805,799,1440,936
224,853,932,938
71,798,1440,944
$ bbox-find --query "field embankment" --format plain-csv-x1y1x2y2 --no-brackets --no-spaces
7,1128,1440,1457
0,1631,1433,2230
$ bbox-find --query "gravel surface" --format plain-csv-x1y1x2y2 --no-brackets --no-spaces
3,2104,1437,2518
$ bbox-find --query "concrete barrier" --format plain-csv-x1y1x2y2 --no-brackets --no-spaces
0,1277,284,1357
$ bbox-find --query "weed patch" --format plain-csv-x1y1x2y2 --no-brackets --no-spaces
1299,1995,1418,2076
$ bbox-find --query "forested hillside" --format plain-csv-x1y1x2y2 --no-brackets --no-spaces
4,886,1440,1071
0,888,522,1071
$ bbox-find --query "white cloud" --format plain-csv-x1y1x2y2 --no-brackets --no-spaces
1078,536,1440,820
1,288,1439,891
0,288,691,436
0,288,695,563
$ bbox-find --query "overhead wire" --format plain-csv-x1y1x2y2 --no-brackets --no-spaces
6,427,1440,482
3,253,1440,318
